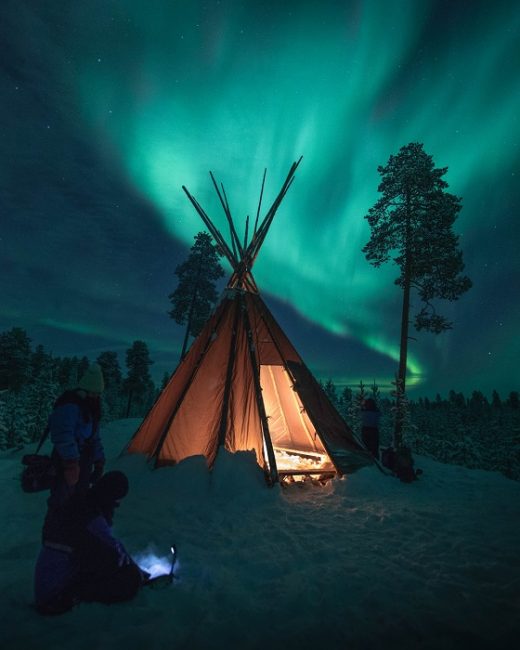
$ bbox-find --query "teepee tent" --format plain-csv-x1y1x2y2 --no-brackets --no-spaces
126,159,371,483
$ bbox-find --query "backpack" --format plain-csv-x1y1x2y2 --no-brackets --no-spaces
394,446,418,483
381,446,421,483
381,447,396,471
21,425,57,493
20,390,100,493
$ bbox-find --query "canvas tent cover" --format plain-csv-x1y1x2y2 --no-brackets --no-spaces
128,291,370,481
127,159,371,482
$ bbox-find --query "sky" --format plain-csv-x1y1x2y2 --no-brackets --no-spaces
1,0,519,397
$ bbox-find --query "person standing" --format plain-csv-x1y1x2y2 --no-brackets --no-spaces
360,397,381,459
48,363,106,508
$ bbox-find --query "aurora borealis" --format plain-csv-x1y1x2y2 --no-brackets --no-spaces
1,0,519,396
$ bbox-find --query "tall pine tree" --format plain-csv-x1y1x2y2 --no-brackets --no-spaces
97,351,124,420
123,341,154,417
363,143,472,447
25,360,59,443
0,327,32,392
168,231,224,361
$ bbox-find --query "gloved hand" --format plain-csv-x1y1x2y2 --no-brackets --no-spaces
63,459,80,487
118,552,132,568
139,567,151,584
91,459,105,483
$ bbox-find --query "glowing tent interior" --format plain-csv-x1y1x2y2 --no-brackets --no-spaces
126,159,371,483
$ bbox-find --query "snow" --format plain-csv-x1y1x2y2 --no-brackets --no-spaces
1,419,519,649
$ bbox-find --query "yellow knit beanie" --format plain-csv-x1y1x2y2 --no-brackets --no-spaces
78,363,105,394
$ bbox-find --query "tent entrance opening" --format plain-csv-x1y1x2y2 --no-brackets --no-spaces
259,365,335,473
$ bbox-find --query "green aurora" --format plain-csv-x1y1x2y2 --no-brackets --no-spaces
1,0,519,394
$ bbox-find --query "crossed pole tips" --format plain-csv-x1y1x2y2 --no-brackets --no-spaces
182,157,303,290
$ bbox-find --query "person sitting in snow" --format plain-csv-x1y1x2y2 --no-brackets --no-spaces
360,397,381,459
34,470,147,615
48,363,106,508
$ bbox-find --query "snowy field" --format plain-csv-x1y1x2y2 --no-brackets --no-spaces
1,419,519,650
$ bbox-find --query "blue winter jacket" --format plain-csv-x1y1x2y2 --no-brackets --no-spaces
49,401,104,463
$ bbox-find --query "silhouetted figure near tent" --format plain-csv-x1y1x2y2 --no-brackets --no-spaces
34,471,145,615
48,364,106,509
360,398,381,459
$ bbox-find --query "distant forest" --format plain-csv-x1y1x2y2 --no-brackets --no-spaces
323,380,519,481
1,327,518,481
0,327,161,450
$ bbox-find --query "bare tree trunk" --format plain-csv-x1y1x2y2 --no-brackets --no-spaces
179,315,193,362
394,197,412,448
125,389,133,418
179,264,202,362
394,276,410,448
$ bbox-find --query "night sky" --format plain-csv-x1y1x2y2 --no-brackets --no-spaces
1,0,518,397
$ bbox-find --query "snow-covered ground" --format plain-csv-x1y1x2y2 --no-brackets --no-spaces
1,419,519,649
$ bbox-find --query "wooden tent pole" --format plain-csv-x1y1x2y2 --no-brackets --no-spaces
209,172,244,260
240,292,279,485
253,157,301,241
228,269,257,293
182,186,238,269
253,168,267,237
184,158,302,294
251,173,296,251
243,215,249,251
217,296,241,448
220,182,244,259
229,160,300,289
246,157,302,265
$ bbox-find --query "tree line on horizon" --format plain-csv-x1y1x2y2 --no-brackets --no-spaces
1,324,518,481
321,379,520,481
0,326,158,450
321,379,519,413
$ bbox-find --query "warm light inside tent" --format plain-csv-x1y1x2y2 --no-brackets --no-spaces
260,365,335,474
273,448,332,471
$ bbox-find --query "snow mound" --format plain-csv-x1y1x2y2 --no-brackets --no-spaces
0,419,519,649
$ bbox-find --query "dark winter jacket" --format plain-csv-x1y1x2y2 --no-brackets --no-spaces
36,476,134,611
360,408,381,429
48,391,105,503
49,391,104,463
34,516,132,610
